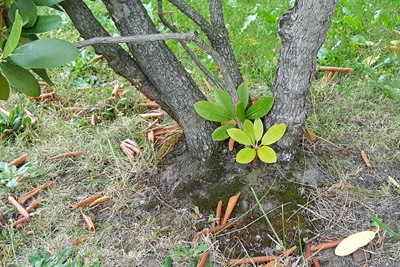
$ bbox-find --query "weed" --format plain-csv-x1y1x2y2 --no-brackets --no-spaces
0,106,32,140
0,161,31,188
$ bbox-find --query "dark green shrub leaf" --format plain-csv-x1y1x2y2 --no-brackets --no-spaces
0,74,10,100
21,15,61,34
227,128,252,145
8,0,38,27
243,119,255,143
245,96,274,119
33,0,64,5
237,82,249,105
261,123,286,145
32,68,54,85
9,39,79,68
257,146,277,163
253,118,263,142
3,11,23,59
0,62,40,97
236,147,256,164
214,89,234,117
235,102,246,122
194,101,233,122
56,247,73,264
212,124,235,141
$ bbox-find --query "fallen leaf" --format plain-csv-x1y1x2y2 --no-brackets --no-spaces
335,231,376,256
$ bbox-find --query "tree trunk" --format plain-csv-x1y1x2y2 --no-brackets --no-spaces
61,0,218,158
265,0,339,161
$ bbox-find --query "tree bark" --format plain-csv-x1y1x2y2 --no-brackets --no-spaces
61,0,218,158
265,0,339,161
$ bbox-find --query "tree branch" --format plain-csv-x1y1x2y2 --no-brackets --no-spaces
157,0,224,90
74,32,197,48
209,0,225,28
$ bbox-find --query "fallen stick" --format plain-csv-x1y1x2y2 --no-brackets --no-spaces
26,198,44,213
310,239,344,252
89,196,110,207
32,91,56,101
8,154,28,167
140,112,163,119
72,236,89,246
18,181,54,204
80,208,95,233
312,258,321,267
229,255,277,266
12,214,32,228
141,119,159,133
360,150,372,168
216,200,223,225
8,196,29,219
139,102,160,109
197,249,210,267
222,192,241,225
318,66,354,72
50,151,84,160
71,195,102,210
90,54,104,63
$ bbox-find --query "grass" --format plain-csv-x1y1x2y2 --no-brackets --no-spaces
1,0,400,266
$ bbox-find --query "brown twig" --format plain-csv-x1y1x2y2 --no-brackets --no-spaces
229,255,277,266
50,151,84,160
89,196,110,207
197,249,210,267
8,196,29,219
32,91,56,101
80,208,95,233
71,195,102,210
215,200,222,225
222,192,241,225
8,154,28,167
140,112,163,119
318,66,354,72
310,239,344,252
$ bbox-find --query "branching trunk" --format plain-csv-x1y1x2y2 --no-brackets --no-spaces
265,0,339,161
62,0,218,158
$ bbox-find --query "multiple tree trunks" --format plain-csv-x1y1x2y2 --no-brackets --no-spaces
61,0,338,161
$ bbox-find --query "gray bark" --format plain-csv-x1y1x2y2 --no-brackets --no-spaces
61,0,217,158
265,0,339,161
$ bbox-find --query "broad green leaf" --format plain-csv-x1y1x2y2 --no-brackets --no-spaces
243,120,255,144
253,118,264,142
3,11,23,59
214,89,234,117
212,124,235,141
194,101,233,122
56,247,73,264
32,68,54,85
0,62,40,97
235,102,246,122
262,123,286,145
237,82,249,105
33,0,64,5
257,146,277,163
9,39,79,68
8,0,38,27
236,147,256,164
0,74,10,100
227,128,252,145
245,96,274,119
21,15,61,34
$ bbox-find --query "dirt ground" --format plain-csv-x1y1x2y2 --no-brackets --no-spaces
146,140,400,266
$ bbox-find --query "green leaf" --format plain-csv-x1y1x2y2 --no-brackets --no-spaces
236,147,256,164
243,119,255,144
0,62,40,97
8,0,38,27
32,68,54,85
261,123,286,145
33,0,64,5
373,10,393,30
0,74,10,100
237,82,249,105
194,101,233,122
3,10,23,59
56,247,73,264
21,15,61,34
162,257,173,267
214,89,234,117
253,118,263,142
257,145,277,163
212,124,235,141
370,215,400,239
227,128,252,145
9,39,79,68
245,96,274,119
235,102,246,122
